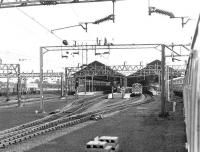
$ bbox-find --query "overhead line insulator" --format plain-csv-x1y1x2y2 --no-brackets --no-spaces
149,7,175,18
40,0,58,5
93,14,114,24
154,8,175,18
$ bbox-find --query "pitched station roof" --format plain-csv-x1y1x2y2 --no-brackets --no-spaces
128,60,182,78
73,61,125,78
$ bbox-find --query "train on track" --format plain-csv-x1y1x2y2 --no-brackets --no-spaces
183,14,200,152
67,78,112,95
131,83,143,96
169,76,184,97
0,93,152,149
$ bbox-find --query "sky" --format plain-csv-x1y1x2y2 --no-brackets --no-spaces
0,0,199,73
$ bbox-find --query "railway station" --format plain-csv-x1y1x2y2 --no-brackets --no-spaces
0,0,199,152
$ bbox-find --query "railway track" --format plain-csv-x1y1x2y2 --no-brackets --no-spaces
0,95,105,136
0,95,106,143
0,96,60,108
0,94,153,149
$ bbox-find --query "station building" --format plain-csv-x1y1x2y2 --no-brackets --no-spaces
127,60,182,91
66,61,125,94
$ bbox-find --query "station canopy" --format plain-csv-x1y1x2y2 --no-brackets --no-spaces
127,60,182,78
73,61,125,81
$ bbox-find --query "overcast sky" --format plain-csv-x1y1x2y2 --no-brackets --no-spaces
0,0,199,73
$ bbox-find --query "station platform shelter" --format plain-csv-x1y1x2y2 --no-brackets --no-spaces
65,61,126,95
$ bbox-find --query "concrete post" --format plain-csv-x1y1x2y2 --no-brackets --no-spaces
6,71,9,101
120,77,122,87
166,66,170,101
60,73,64,97
124,77,127,87
17,64,21,107
160,44,167,117
92,76,94,92
112,86,114,99
39,47,44,113
85,75,86,94
65,68,68,100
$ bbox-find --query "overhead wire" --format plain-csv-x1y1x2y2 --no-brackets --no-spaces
16,8,63,41
15,6,88,63
7,7,69,67
70,5,80,23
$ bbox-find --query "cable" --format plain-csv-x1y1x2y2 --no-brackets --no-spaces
17,8,63,41
70,5,80,23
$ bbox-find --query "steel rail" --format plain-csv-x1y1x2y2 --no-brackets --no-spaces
0,98,103,141
0,95,105,136
0,95,106,138
0,94,152,148
0,96,59,107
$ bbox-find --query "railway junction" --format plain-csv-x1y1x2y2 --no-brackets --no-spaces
0,56,188,152
0,0,198,152
0,93,186,152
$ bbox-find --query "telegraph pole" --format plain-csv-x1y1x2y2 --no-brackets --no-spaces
160,44,167,117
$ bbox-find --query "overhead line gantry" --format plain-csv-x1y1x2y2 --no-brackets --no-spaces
0,0,119,9
0,0,120,112
40,43,190,115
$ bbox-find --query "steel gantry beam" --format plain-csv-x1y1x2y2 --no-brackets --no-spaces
42,43,161,52
21,72,63,77
0,0,119,9
0,64,19,73
0,70,64,106
42,43,190,55
0,72,63,78
40,42,190,115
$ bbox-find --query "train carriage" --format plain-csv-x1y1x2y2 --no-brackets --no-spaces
67,77,111,95
131,83,142,96
183,14,200,152
169,77,184,97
